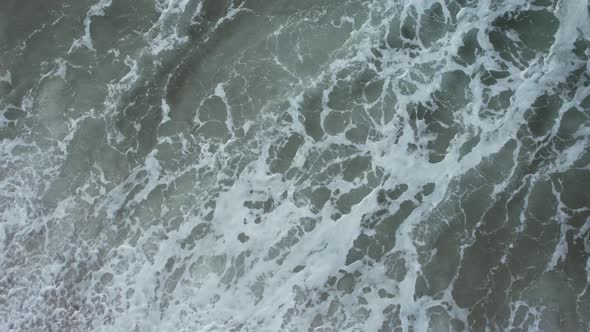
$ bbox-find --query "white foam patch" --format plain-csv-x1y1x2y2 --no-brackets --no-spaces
68,0,113,52
0,70,11,85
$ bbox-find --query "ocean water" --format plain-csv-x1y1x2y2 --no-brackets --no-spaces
1,0,590,331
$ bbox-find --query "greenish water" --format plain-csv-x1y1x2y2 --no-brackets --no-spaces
1,0,590,331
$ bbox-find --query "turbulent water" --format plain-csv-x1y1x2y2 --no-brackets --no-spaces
1,0,590,331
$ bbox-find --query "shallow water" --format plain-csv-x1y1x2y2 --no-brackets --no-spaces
1,0,590,331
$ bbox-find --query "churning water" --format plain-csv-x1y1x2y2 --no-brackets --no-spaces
1,0,590,331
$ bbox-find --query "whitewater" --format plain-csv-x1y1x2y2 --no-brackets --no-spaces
1,0,590,331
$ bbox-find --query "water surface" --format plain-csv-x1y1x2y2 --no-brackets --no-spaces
1,0,590,331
